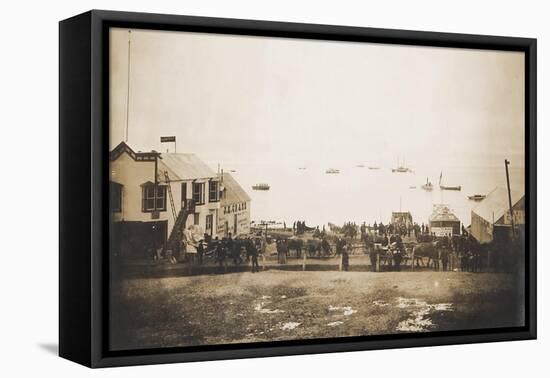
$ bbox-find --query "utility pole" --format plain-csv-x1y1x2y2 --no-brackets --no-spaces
504,159,515,240
125,30,131,143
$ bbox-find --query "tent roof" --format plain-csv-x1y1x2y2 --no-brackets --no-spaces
472,187,524,223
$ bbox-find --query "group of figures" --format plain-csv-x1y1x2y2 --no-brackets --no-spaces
274,237,333,261
173,230,265,273
364,231,518,273
168,221,519,274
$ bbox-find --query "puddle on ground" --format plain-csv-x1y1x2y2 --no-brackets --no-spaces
394,297,454,332
281,322,301,330
254,301,284,314
328,305,357,316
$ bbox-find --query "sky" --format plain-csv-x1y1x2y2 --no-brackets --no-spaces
109,28,525,170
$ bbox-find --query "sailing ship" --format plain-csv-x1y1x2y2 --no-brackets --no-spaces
391,158,411,173
421,177,433,191
468,194,486,201
252,183,270,191
325,168,340,174
439,171,462,191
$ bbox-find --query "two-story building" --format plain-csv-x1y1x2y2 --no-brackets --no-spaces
216,172,251,237
109,142,221,259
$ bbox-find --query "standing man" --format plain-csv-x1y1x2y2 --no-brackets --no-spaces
441,247,449,271
182,225,199,264
248,239,260,273
341,244,350,271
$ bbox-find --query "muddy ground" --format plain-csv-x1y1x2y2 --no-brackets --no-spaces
110,270,524,351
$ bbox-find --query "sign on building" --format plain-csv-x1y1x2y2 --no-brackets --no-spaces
431,227,454,237
160,136,176,143
503,210,525,225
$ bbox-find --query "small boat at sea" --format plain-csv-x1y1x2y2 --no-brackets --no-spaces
230,169,237,173
468,194,486,201
409,186,416,189
392,158,411,173
356,164,365,168
439,172,461,191
421,177,433,191
252,183,270,191
325,168,340,174
440,184,462,191
368,166,380,170
392,166,410,173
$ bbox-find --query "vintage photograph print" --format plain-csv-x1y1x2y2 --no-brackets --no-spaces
108,27,526,351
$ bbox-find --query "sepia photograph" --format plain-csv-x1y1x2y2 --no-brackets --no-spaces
108,27,526,352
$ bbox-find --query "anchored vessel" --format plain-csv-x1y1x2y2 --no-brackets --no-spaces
325,168,340,174
392,157,411,173
468,194,486,201
421,177,433,191
439,171,462,191
252,183,270,191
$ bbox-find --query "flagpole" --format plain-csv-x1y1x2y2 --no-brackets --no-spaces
125,30,131,143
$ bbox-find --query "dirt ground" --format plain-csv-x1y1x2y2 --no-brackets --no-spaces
110,270,524,351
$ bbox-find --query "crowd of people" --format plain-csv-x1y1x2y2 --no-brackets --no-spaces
165,218,514,275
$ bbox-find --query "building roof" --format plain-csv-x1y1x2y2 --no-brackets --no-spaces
472,187,524,224
110,141,159,162
392,211,412,218
221,173,251,204
429,204,460,223
159,153,217,181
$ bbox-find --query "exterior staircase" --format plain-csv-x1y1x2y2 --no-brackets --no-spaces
164,206,190,254
162,170,196,254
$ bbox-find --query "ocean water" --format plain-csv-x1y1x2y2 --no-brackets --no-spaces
222,163,525,228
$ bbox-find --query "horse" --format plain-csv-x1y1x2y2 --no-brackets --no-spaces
411,241,441,270
305,239,321,257
287,238,304,258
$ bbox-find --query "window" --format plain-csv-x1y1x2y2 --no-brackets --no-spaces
194,213,200,225
141,183,167,212
206,214,213,235
192,182,205,205
110,181,122,213
181,182,187,208
209,180,219,202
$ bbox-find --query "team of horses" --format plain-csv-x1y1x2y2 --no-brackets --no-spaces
197,230,488,272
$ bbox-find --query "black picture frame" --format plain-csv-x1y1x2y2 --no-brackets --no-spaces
59,9,537,368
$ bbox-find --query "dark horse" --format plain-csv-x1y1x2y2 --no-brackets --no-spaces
412,241,441,270
287,238,304,258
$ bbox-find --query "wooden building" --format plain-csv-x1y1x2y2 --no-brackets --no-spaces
109,142,221,258
391,212,413,227
470,187,525,244
429,204,461,237
217,173,252,237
